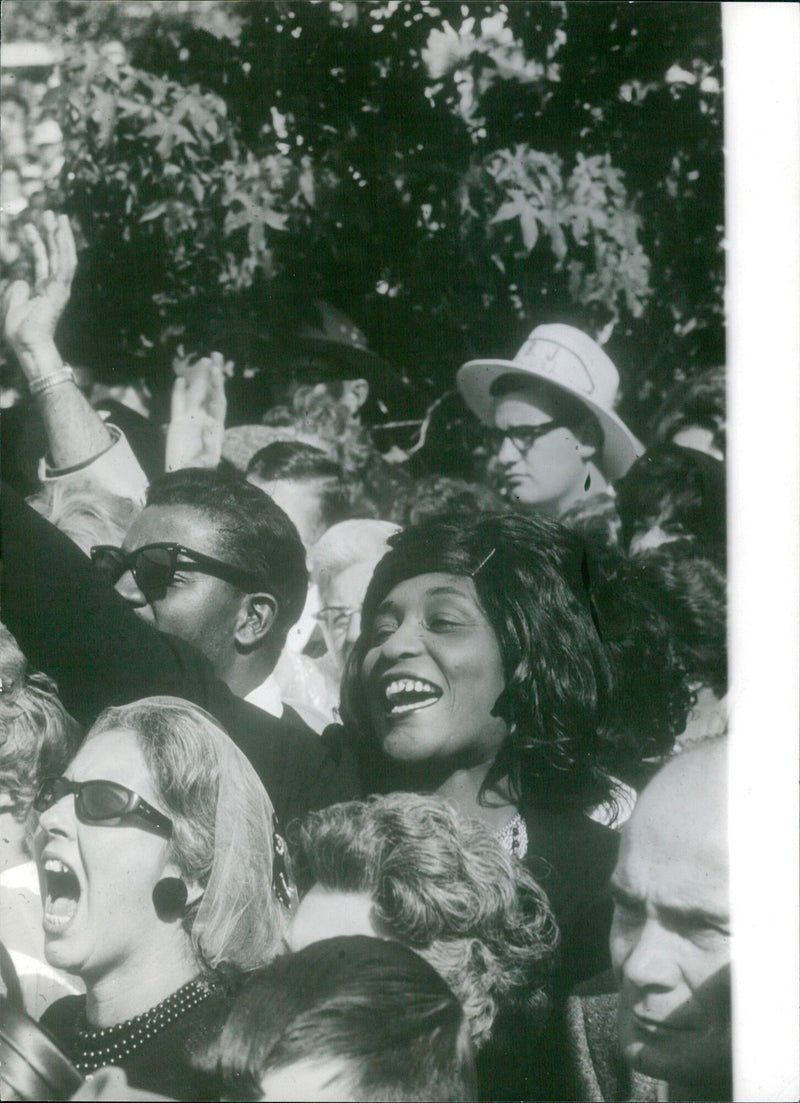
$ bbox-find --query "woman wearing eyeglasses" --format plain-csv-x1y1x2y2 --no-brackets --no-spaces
457,325,642,535
33,696,291,1101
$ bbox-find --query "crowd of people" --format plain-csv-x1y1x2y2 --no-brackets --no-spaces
0,208,730,1102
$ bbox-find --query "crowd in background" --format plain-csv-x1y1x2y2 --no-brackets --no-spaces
0,26,731,1097
0,200,732,1103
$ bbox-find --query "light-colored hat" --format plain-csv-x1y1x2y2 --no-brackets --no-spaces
456,323,642,480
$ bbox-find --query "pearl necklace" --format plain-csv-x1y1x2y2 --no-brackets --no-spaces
496,812,529,859
71,978,214,1073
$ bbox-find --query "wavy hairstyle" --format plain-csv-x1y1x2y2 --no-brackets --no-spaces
289,793,558,1048
87,697,289,977
616,443,726,563
633,547,727,699
0,625,80,823
340,512,691,809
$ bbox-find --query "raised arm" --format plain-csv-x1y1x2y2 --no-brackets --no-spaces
165,350,230,472
2,212,113,469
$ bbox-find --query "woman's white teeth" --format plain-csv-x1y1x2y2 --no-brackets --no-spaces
44,858,71,875
385,678,439,699
42,856,81,927
384,677,441,714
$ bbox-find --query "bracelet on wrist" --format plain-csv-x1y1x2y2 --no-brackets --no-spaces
29,365,76,396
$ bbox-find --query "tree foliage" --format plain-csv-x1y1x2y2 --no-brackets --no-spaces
7,1,723,438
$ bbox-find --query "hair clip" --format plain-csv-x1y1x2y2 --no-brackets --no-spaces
471,547,497,578
272,814,296,910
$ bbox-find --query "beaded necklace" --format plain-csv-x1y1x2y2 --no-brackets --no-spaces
496,811,529,859
71,977,214,1073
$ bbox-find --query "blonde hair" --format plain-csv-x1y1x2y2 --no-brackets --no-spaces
0,625,80,822
88,697,289,976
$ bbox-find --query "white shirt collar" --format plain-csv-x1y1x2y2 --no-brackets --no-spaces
244,674,284,718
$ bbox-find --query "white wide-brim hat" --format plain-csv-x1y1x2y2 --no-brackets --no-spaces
456,323,643,481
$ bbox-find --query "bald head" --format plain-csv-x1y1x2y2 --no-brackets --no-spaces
629,738,728,882
610,740,731,1099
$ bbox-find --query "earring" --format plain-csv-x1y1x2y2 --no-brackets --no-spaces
584,472,592,492
152,877,189,921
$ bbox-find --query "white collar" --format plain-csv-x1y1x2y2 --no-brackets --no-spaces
244,674,284,718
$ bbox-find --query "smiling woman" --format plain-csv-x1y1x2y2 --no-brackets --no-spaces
33,696,291,1102
337,512,692,1001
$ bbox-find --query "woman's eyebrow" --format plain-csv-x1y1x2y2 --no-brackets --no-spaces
425,586,474,601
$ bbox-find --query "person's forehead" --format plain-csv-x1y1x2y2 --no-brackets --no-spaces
67,728,157,801
123,504,221,555
492,389,557,426
380,573,482,608
615,794,729,914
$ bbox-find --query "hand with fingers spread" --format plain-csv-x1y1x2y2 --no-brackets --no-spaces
165,350,231,472
1,210,77,373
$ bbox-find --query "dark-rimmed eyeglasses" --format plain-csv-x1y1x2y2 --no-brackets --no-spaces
34,777,173,838
91,543,262,603
483,421,565,454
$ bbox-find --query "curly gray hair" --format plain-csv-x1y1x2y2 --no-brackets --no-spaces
289,792,558,1047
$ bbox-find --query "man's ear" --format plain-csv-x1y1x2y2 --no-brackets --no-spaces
234,592,279,648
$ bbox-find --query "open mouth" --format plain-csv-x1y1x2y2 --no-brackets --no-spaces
42,857,81,931
382,677,443,716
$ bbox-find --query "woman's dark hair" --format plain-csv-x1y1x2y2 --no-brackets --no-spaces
340,512,691,810
632,547,727,699
650,365,726,455
207,936,476,1102
616,443,726,563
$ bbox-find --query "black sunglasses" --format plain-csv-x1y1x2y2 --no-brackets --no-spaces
91,543,262,602
483,421,565,454
34,777,173,839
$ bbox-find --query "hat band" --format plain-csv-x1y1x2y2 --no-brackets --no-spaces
512,337,597,396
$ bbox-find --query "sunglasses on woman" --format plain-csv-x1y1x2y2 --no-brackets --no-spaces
34,777,173,839
483,421,565,455
91,543,261,603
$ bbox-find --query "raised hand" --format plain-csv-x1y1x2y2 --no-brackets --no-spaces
165,350,231,471
1,211,77,366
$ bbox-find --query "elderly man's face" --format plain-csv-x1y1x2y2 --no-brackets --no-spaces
610,748,730,1094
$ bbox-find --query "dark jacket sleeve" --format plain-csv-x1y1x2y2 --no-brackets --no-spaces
1,483,361,827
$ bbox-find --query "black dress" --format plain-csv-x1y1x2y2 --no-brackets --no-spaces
39,978,232,1102
476,803,619,1101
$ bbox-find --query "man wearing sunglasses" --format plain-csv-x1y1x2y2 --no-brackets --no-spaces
457,324,642,527
98,466,311,712
2,476,361,829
